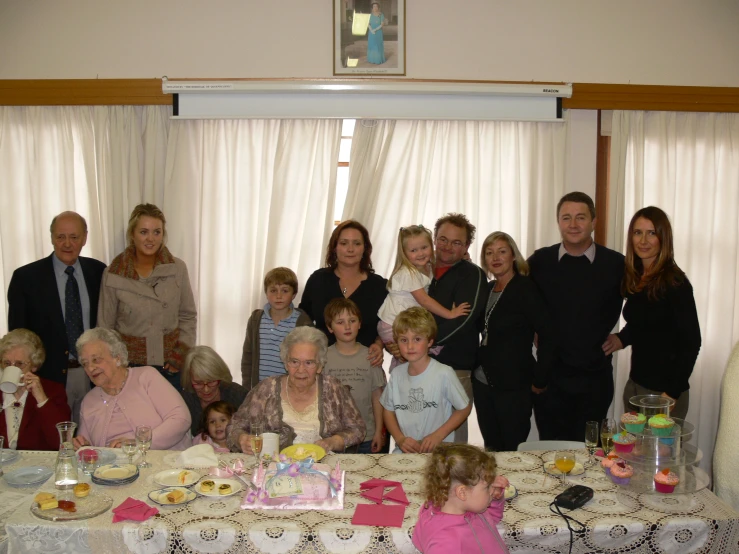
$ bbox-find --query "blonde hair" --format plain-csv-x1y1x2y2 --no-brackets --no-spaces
388,226,434,291
392,307,437,342
181,345,234,392
479,232,529,278
0,329,46,369
126,204,167,248
423,443,498,510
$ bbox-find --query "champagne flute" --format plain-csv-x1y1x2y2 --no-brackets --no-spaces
601,418,617,456
250,424,264,466
585,421,599,467
122,438,137,465
554,450,576,488
135,425,153,468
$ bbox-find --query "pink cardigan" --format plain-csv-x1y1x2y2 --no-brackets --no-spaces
78,365,191,450
412,499,508,554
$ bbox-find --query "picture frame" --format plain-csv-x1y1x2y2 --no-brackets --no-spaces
333,0,406,76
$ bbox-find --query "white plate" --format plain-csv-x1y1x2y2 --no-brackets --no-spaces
4,466,53,486
154,469,200,488
544,461,585,476
148,486,198,506
93,464,138,481
31,491,114,521
0,449,20,464
195,478,242,497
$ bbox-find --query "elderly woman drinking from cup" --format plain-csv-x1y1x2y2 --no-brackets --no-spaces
227,326,365,454
73,328,192,451
0,329,71,450
180,345,248,437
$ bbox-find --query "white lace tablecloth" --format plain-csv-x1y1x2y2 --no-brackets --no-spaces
3,449,739,553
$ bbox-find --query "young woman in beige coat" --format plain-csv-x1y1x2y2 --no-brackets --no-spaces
98,204,197,390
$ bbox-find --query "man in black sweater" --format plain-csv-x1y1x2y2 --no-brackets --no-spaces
428,213,487,442
528,193,624,441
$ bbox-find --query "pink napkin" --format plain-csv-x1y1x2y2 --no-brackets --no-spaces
352,503,405,527
112,497,159,523
360,485,386,504
383,485,409,505
359,478,402,490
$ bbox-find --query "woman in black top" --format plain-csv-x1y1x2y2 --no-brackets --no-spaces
603,207,701,420
474,232,555,451
299,220,387,366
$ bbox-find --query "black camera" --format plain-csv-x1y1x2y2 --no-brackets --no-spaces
554,485,593,510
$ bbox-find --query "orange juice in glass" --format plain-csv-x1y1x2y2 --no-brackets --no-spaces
554,451,576,487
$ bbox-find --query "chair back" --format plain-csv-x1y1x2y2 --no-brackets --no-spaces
713,340,739,511
517,440,585,451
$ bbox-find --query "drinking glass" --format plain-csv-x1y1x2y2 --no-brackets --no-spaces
601,418,617,456
122,438,137,465
585,421,599,467
135,425,153,468
554,451,576,488
250,424,264,466
0,436,4,477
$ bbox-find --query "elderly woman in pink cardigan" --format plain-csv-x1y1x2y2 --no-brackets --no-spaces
73,328,191,451
227,326,365,454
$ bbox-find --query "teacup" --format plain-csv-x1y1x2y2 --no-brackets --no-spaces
0,366,23,394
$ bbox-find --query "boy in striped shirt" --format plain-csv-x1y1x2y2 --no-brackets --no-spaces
240,267,312,390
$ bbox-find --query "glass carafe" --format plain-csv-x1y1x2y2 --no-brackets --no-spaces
55,421,79,489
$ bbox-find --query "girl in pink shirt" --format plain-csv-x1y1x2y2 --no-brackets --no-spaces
412,444,510,554
192,401,234,453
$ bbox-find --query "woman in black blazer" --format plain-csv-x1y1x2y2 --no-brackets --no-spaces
474,232,555,452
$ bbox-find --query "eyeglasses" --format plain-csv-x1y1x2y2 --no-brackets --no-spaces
436,236,465,249
1,360,29,369
192,379,220,389
286,358,318,370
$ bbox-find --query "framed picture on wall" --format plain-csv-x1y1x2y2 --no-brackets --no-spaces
333,0,406,76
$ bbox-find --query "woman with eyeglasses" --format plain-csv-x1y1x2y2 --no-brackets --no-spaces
180,345,247,437
227,327,365,454
98,203,197,390
0,329,71,450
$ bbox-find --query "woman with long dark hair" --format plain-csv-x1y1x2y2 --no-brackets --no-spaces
603,206,701,419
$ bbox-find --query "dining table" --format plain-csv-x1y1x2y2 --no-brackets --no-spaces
1,447,738,553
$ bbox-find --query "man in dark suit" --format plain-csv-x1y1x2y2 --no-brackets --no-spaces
7,211,107,424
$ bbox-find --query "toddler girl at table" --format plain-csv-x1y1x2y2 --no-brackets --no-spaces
413,443,510,553
377,226,470,370
193,401,233,453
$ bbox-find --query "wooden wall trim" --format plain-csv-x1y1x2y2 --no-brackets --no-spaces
2,79,739,113
564,83,739,113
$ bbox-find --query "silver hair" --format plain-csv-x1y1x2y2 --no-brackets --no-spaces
76,328,129,367
279,327,328,369
181,345,233,391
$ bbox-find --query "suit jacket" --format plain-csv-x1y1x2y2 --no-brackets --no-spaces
476,274,556,390
0,378,71,451
7,254,107,384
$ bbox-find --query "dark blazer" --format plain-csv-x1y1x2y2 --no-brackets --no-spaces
7,254,107,384
0,378,71,451
476,273,556,390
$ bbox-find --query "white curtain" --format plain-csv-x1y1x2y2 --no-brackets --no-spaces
343,116,569,279
609,110,739,474
0,105,171,334
163,119,341,377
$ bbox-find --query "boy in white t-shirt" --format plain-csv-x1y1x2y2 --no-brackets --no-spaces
324,298,387,453
381,307,471,453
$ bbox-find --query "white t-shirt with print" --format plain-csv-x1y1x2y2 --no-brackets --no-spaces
380,358,469,449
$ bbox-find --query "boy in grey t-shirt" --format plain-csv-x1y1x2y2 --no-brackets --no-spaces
324,298,386,453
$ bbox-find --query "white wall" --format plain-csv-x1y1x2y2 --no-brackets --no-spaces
1,0,738,86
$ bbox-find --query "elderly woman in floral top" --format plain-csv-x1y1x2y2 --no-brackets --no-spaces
227,326,365,454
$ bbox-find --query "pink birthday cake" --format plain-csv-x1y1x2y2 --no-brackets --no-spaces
242,460,345,511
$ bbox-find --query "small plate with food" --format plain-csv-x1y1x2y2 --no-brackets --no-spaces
195,478,242,497
148,486,198,506
154,469,200,487
504,484,518,500
30,490,114,522
280,443,326,462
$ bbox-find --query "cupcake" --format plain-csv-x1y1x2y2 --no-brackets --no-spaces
621,412,647,433
648,414,675,437
654,468,680,493
601,456,618,477
610,461,634,485
613,432,636,453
